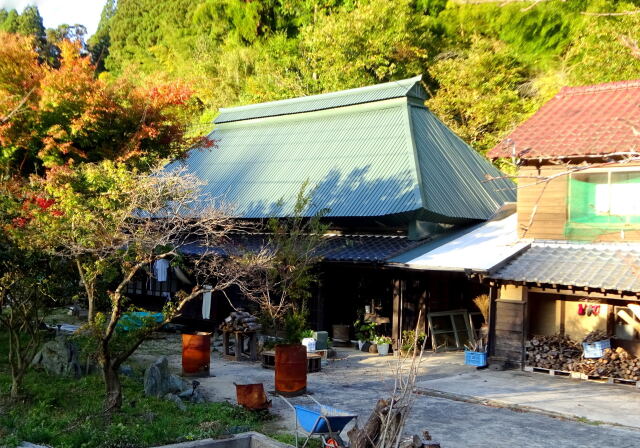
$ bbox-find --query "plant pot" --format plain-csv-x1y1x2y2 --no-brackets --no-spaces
368,343,378,354
377,343,390,356
182,332,211,376
357,340,365,350
275,344,307,396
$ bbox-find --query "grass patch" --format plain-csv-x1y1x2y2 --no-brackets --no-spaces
0,331,267,448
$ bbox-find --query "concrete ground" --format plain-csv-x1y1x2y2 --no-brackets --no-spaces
134,335,640,448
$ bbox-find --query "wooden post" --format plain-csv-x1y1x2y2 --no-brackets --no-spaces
234,332,242,361
249,333,257,361
392,278,401,344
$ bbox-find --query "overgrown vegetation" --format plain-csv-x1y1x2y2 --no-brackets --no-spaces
0,330,265,447
4,0,638,157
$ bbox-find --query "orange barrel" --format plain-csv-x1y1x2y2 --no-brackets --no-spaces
235,383,271,410
275,344,307,396
182,332,211,376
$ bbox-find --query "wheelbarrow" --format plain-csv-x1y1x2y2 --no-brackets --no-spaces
280,395,357,448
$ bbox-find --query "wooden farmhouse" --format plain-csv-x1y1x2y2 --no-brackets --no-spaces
486,80,640,368
129,76,520,348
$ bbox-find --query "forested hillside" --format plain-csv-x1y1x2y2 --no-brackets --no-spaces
4,0,640,159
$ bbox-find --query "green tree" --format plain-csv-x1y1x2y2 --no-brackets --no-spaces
426,37,537,154
88,0,117,72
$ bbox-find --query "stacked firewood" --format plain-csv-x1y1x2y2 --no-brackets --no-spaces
582,330,608,343
568,347,640,380
219,310,261,332
526,335,582,371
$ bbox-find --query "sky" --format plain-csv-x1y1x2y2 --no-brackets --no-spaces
0,0,106,36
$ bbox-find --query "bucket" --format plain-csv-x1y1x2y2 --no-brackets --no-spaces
235,383,271,410
301,337,316,352
182,332,211,376
275,344,307,396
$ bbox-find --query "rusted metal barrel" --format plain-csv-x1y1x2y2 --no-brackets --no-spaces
182,332,211,376
275,344,307,396
235,383,271,410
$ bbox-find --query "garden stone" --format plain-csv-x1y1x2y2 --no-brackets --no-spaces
31,335,82,378
18,443,49,448
178,387,206,403
164,392,186,411
119,364,135,378
144,356,188,397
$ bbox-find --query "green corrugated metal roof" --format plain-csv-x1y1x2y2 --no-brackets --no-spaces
176,77,515,222
216,76,426,124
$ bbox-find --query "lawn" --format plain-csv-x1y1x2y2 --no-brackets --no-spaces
0,331,267,448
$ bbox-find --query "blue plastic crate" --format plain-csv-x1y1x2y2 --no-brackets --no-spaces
464,350,487,367
582,339,611,359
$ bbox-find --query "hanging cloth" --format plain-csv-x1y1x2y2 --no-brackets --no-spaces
153,259,170,282
202,285,212,320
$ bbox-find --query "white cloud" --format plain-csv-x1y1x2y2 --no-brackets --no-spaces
0,0,106,36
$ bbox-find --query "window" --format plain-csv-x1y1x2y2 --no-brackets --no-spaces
569,170,640,226
427,310,473,351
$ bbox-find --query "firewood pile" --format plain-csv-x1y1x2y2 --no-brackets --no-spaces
526,335,582,371
582,330,608,343
567,347,640,380
219,310,261,332
527,332,640,381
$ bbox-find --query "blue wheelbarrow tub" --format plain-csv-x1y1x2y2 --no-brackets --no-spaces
294,404,356,434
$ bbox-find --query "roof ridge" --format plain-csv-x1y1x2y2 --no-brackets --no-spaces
219,76,423,114
557,79,640,97
215,76,424,123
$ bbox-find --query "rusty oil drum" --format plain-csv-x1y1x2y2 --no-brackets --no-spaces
275,343,307,396
181,332,211,376
235,383,271,410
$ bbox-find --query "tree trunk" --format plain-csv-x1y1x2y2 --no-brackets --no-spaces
87,288,95,323
75,257,96,322
103,362,122,411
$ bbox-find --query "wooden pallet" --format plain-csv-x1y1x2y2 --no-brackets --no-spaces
524,366,571,377
525,365,640,388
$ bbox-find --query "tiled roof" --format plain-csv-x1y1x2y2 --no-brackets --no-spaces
488,80,640,159
489,241,640,293
179,233,426,263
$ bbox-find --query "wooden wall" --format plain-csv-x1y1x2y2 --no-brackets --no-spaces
491,285,527,368
517,165,568,239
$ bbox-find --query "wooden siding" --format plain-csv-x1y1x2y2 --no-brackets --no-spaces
491,299,526,367
517,165,568,240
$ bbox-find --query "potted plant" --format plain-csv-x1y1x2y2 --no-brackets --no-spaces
400,329,427,356
243,184,328,397
274,311,309,396
374,335,392,355
354,318,376,350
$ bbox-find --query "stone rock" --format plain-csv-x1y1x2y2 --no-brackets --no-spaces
163,392,186,411
144,356,188,398
178,387,206,403
368,344,378,354
119,364,135,378
31,335,82,378
18,443,50,448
